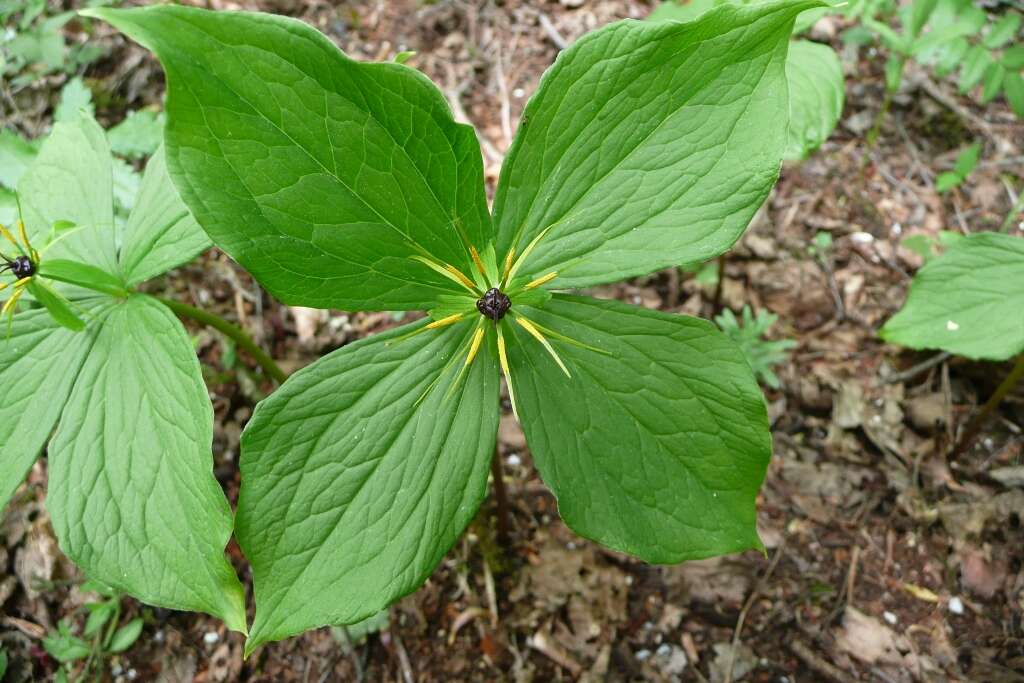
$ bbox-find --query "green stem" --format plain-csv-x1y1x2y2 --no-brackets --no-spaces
157,297,288,384
867,83,897,148
952,354,1024,458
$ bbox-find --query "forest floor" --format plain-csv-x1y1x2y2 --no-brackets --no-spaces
2,1,1023,682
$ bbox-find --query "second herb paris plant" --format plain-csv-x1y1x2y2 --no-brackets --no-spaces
90,0,820,651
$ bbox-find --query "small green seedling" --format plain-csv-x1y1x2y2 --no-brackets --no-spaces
0,113,246,632
42,582,144,682
650,0,844,160
91,0,820,651
845,0,1023,141
935,143,981,193
716,306,797,389
882,231,1024,452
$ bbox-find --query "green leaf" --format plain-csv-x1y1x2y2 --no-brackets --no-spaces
37,259,129,297
1005,71,1024,118
980,62,1006,104
907,0,937,38
935,170,962,193
493,1,821,290
235,320,499,653
54,77,95,123
111,156,141,215
784,40,844,160
0,306,101,510
0,128,39,189
43,631,90,663
25,280,86,331
47,295,247,632
83,600,116,636
507,295,770,563
0,648,6,678
107,109,164,159
119,146,211,286
881,232,1024,361
952,143,980,178
18,114,118,279
959,44,994,93
1002,46,1024,70
107,618,144,653
983,11,1021,50
85,4,492,311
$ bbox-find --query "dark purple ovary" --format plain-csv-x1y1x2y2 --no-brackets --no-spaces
476,288,511,321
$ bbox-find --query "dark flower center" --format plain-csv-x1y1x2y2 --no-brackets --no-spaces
7,255,35,279
476,287,511,321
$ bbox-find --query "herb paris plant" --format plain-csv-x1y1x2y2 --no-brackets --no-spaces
0,113,246,632
89,0,820,651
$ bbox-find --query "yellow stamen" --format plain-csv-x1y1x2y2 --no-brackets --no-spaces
496,325,519,421
426,312,465,330
445,264,478,292
469,245,487,279
2,287,24,315
464,325,485,366
14,277,31,287
411,256,481,295
525,271,558,290
501,247,516,284
0,223,19,251
505,226,552,285
17,220,32,252
0,282,8,293
515,315,571,378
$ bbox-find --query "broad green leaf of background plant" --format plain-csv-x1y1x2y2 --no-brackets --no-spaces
18,113,117,277
235,321,499,652
47,295,247,632
881,232,1024,361
784,40,844,160
0,306,102,510
494,1,819,288
1,114,245,631
85,4,493,312
506,296,771,562
119,146,211,286
646,2,844,161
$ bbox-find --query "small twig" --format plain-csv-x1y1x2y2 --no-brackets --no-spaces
491,447,512,547
494,44,513,148
537,12,568,50
952,354,1024,458
392,633,416,683
724,544,785,683
788,640,858,683
1000,177,1024,233
885,352,952,384
845,546,861,609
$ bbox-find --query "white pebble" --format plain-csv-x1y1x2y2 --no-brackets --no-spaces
851,231,874,244
883,611,897,625
506,453,522,466
203,631,220,645
635,649,652,662
949,596,965,615
513,88,525,98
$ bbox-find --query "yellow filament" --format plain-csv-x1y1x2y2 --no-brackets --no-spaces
506,226,552,285
2,287,24,315
515,316,570,378
411,256,480,295
469,245,487,279
496,325,519,421
0,224,19,251
445,264,478,292
525,271,558,290
17,220,32,252
501,247,516,284
426,313,465,329
464,325,485,366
